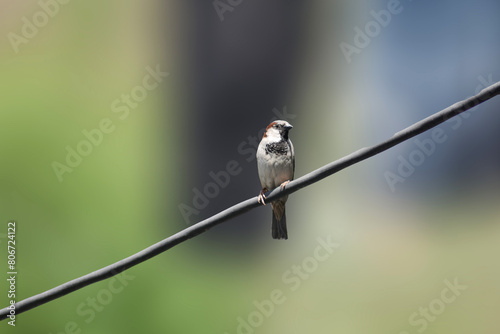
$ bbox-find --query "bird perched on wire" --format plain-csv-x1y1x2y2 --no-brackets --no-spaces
256,120,295,240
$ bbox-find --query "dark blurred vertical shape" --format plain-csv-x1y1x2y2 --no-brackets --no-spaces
178,1,308,244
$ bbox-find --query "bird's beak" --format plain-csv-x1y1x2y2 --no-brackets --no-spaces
284,124,293,131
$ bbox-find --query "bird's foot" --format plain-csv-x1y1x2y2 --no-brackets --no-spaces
258,188,268,205
280,180,291,190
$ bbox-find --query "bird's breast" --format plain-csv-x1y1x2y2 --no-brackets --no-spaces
257,141,293,189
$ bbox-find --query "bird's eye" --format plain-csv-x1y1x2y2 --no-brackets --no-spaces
273,124,279,128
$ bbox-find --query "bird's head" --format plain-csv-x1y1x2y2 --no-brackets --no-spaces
263,120,293,142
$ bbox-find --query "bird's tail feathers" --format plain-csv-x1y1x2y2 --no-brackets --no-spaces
271,201,288,240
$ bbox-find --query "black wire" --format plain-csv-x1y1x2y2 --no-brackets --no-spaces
1,81,499,320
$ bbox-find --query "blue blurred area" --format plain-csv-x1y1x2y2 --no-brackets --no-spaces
347,0,500,199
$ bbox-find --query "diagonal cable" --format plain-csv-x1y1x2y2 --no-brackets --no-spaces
1,81,500,320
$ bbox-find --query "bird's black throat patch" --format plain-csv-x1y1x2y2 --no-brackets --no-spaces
265,141,289,155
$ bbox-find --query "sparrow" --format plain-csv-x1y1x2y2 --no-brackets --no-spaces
256,120,295,240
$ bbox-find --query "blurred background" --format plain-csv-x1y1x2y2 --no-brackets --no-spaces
1,0,499,333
